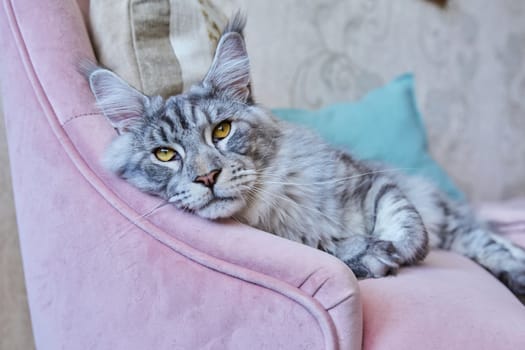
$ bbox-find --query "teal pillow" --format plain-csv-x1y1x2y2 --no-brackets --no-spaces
272,74,463,200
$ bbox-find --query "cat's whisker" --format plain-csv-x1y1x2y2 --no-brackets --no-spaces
246,184,346,232
136,200,171,220
243,185,277,211
243,185,281,214
106,199,172,238
253,168,421,187
240,186,259,206
255,164,417,174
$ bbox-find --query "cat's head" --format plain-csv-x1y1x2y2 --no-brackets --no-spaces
85,15,279,219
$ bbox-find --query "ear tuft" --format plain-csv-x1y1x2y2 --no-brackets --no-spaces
222,11,247,37
82,64,148,133
201,13,251,102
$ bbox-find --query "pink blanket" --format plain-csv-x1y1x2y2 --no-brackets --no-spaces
477,198,525,247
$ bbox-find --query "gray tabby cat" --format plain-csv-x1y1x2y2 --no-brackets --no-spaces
83,15,525,301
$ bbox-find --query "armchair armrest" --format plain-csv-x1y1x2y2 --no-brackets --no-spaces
0,0,362,348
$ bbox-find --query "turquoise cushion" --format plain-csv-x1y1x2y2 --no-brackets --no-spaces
272,74,463,200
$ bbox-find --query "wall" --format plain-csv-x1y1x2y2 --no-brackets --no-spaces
0,97,35,349
219,0,525,202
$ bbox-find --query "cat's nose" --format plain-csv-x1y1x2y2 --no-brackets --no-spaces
193,169,222,188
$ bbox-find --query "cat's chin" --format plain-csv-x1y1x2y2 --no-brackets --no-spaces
196,196,245,220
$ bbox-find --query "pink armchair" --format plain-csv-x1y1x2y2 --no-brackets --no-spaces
1,0,523,349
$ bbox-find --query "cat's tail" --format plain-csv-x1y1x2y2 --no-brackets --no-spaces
440,200,525,302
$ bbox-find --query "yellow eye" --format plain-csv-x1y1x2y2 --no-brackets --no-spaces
213,121,231,140
154,147,177,162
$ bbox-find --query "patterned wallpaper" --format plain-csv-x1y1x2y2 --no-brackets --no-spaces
218,0,525,202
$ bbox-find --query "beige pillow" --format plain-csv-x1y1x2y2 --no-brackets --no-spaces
89,0,226,97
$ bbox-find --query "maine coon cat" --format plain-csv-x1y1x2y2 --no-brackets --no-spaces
83,15,525,301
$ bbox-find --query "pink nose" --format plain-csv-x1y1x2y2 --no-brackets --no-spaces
193,169,222,188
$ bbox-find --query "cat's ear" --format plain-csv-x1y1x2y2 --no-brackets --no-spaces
83,64,148,133
201,16,251,102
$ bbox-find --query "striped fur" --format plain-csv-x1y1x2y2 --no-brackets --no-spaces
85,14,525,302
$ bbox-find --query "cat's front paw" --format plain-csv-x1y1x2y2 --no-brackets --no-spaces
345,240,402,279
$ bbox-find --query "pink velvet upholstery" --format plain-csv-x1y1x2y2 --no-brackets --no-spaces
359,201,525,349
477,199,525,248
0,0,361,349
1,0,524,349
360,251,525,349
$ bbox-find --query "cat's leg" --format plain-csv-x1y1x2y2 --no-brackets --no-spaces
454,230,525,302
436,200,525,302
333,234,404,278
332,177,429,278
438,225,525,303
362,176,429,267
417,193,525,302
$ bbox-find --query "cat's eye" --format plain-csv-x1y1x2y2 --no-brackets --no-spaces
213,121,231,140
154,147,177,162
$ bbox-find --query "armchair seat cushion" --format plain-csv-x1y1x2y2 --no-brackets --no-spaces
360,251,525,350
360,200,525,350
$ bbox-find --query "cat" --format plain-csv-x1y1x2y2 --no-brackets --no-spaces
82,14,525,302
